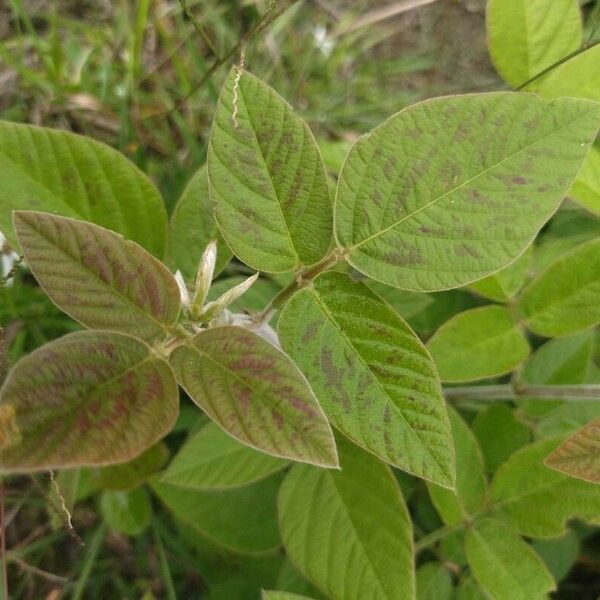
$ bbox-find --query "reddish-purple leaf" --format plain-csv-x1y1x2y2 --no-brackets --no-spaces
169,326,338,468
14,211,180,342
0,330,178,472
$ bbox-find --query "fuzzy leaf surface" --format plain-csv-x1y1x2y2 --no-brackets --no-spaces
166,165,232,280
0,330,178,472
169,326,337,467
14,211,180,342
160,421,288,490
427,305,530,382
335,93,600,291
278,272,454,487
427,408,487,525
545,416,600,484
278,437,414,600
519,237,600,337
487,0,581,88
465,518,555,600
490,437,600,536
208,69,332,272
152,472,282,554
0,121,167,257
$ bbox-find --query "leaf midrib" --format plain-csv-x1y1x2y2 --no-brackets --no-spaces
179,339,329,458
21,214,170,336
307,286,452,484
344,109,596,253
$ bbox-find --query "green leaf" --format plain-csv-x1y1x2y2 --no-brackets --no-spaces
334,93,600,291
100,487,152,536
490,437,600,536
165,165,232,281
208,69,332,272
169,325,337,467
519,237,600,337
14,211,180,343
0,330,178,472
0,121,167,257
278,437,414,600
486,0,581,88
416,562,453,600
465,518,555,600
472,404,531,473
545,416,600,483
456,576,489,600
570,145,600,216
469,247,532,302
160,421,288,490
278,272,454,488
427,408,487,526
528,44,600,102
427,306,530,382
520,331,593,386
152,472,282,554
532,530,580,582
94,442,169,491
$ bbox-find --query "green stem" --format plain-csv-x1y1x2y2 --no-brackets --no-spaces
256,249,344,322
516,38,600,90
444,383,600,401
415,523,466,553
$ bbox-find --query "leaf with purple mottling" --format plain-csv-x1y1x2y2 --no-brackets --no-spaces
278,272,454,488
14,211,180,342
335,93,600,291
545,417,600,484
169,325,338,467
0,330,178,472
208,69,332,273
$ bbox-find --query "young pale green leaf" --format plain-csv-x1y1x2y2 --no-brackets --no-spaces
472,404,530,473
427,305,530,382
0,330,179,472
169,326,338,468
335,93,600,291
94,442,169,491
0,121,167,257
14,211,180,342
528,44,600,102
570,145,600,216
490,437,600,537
278,437,414,600
486,0,581,88
100,487,152,536
152,472,282,554
519,237,600,337
416,562,453,600
278,272,454,488
545,416,600,484
465,518,555,600
427,408,487,526
208,69,332,272
165,165,232,281
469,247,532,302
160,421,288,491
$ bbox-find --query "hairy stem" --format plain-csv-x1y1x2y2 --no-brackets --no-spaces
256,249,344,323
415,523,466,552
444,383,600,401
